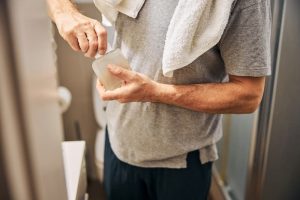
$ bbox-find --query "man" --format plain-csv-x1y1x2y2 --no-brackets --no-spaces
47,0,271,199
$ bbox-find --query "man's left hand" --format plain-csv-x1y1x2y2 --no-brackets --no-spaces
96,65,159,103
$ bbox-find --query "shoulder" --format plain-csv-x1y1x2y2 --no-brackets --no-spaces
229,0,270,24
232,0,270,12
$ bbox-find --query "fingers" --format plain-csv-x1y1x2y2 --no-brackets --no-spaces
94,22,107,55
84,28,98,58
68,21,105,58
74,27,98,57
102,88,124,100
96,80,106,96
76,32,89,53
108,65,135,81
56,13,107,57
79,22,107,58
65,34,81,52
96,80,123,101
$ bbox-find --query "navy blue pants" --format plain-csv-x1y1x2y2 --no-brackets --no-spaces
104,129,212,200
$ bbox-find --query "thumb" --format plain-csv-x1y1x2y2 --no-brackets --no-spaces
108,65,134,81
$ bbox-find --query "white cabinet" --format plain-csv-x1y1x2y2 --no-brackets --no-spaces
62,141,87,200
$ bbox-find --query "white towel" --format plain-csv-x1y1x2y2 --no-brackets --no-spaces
163,0,235,77
93,0,145,26
94,0,234,77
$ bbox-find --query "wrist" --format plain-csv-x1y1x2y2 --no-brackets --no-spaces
52,5,78,23
148,81,167,103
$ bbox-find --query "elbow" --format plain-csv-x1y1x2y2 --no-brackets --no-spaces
239,91,263,114
243,98,262,113
229,75,266,114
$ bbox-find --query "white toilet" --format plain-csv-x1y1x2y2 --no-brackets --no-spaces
92,25,115,183
93,77,107,183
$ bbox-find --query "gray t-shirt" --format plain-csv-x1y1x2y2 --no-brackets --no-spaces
106,0,271,168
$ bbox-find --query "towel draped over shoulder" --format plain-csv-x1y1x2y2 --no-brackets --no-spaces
94,0,235,77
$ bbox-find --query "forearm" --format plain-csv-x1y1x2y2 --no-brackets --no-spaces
153,81,263,114
47,0,78,22
96,66,265,113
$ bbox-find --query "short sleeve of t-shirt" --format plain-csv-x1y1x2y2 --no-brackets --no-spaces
219,0,272,77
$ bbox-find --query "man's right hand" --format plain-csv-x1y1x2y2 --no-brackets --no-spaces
54,11,107,58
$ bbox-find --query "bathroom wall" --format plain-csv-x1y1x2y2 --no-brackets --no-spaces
216,113,257,200
54,3,102,179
